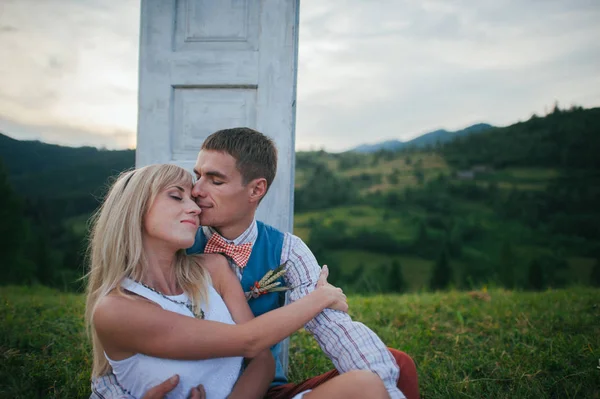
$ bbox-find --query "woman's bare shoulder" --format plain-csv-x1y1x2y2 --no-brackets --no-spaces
93,290,159,329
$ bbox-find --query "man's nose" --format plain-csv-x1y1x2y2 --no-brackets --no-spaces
192,180,205,198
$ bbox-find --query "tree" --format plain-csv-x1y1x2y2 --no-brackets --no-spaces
294,164,358,211
413,221,430,257
413,166,425,185
430,249,452,290
388,260,405,293
527,258,544,290
498,241,516,289
349,263,365,292
0,162,34,284
590,258,600,287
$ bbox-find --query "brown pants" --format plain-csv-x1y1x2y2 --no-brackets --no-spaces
266,348,420,399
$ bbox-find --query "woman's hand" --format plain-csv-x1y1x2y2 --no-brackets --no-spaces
316,265,348,313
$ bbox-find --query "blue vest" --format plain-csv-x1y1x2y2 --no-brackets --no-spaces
187,221,287,386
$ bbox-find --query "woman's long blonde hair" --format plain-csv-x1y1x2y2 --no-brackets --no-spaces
85,164,210,378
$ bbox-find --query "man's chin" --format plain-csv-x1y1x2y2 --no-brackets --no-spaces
198,216,213,227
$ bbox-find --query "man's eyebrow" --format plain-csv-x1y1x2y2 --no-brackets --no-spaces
197,170,228,180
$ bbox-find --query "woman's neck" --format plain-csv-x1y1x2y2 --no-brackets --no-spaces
141,239,181,295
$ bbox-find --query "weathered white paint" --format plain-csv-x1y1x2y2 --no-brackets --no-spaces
137,0,299,375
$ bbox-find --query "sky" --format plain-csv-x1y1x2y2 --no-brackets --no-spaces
1,0,599,152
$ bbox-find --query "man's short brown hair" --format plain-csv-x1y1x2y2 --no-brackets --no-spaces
202,127,277,191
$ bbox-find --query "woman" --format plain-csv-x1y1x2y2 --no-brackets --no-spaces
86,164,389,399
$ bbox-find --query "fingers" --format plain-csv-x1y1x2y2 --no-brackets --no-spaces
335,289,348,312
141,375,179,399
188,384,206,399
317,265,329,287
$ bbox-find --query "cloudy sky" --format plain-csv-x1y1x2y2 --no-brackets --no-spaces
1,0,599,152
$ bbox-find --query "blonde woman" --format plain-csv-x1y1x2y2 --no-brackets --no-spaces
86,164,388,399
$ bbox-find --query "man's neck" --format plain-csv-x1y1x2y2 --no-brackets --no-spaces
213,216,255,241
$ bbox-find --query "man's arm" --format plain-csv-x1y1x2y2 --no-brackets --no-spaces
282,234,406,399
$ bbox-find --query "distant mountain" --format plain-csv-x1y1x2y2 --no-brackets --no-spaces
0,132,134,218
350,123,494,153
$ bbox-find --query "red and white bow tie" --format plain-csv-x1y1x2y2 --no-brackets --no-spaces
204,234,253,268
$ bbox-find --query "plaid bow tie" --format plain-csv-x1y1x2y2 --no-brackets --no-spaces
204,234,253,268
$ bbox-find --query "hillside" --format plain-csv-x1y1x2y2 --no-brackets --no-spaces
0,133,134,216
1,106,599,293
293,106,600,292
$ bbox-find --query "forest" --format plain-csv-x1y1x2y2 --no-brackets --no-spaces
1,105,599,293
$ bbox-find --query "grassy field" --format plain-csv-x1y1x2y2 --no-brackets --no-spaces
1,286,598,398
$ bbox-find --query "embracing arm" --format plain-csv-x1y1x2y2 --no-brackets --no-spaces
282,235,405,399
202,254,274,399
93,272,345,362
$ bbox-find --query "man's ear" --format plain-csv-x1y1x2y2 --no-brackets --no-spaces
248,178,268,203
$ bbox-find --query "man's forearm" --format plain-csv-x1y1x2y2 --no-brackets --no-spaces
228,350,275,399
305,310,405,399
282,235,405,398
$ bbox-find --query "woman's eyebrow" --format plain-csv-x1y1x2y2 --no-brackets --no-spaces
166,185,186,192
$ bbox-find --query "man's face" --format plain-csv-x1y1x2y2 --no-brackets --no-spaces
192,150,254,228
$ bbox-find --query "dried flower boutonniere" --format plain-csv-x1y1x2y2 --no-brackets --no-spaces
245,264,293,300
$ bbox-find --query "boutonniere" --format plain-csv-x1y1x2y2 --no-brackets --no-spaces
245,264,292,300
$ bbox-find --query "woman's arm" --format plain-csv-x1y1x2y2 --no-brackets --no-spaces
203,254,274,399
93,269,346,362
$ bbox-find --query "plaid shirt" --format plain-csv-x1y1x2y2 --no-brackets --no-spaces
90,221,404,399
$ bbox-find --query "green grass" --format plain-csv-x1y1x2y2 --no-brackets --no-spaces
2,286,598,398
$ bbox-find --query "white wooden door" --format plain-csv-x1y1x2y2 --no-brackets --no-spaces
136,0,299,235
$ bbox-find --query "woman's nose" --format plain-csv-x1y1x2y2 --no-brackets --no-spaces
186,200,201,215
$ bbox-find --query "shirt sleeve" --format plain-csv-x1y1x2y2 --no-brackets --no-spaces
281,234,406,399
91,374,137,399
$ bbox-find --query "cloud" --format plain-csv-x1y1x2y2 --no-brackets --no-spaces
295,0,600,150
0,0,139,148
0,0,599,152
0,115,134,149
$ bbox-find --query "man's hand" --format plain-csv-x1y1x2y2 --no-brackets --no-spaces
316,265,348,312
141,375,179,399
140,375,206,399
188,385,206,399
317,265,338,290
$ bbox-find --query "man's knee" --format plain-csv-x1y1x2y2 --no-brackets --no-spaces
345,370,387,397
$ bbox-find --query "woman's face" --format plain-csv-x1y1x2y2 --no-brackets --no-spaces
143,181,200,250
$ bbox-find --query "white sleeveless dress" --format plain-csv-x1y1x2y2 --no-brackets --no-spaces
105,278,243,399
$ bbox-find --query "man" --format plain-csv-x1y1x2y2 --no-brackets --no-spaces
91,127,419,399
